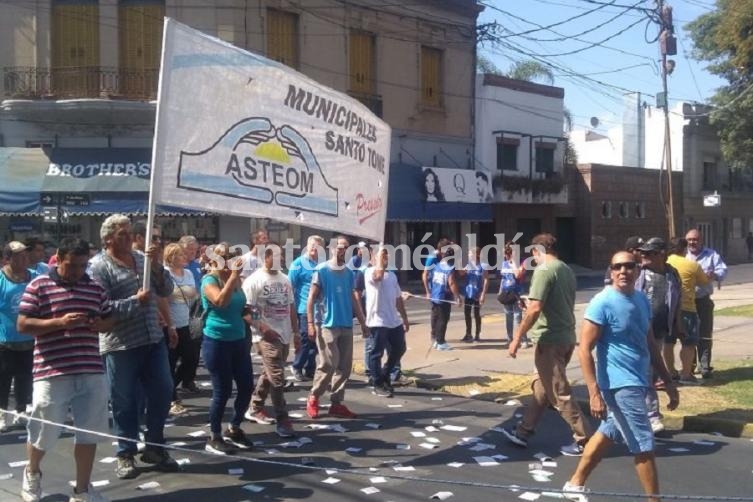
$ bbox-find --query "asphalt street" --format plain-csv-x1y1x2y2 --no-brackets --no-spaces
1,365,752,502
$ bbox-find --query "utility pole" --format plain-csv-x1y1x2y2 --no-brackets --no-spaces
657,0,677,237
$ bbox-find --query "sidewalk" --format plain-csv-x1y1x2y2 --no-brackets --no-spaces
353,272,753,437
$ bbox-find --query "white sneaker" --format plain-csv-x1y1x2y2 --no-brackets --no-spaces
650,419,665,434
13,411,28,428
0,413,9,433
562,481,588,502
69,485,109,502
21,466,42,502
436,343,453,351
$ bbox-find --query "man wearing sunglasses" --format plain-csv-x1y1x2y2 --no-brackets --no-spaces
562,251,679,502
665,238,709,386
634,237,682,434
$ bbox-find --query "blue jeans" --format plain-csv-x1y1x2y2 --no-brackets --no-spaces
105,342,173,457
202,336,253,435
504,303,525,343
598,386,655,454
292,314,317,377
368,325,406,387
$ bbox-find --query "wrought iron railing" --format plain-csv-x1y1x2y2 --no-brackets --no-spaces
2,66,158,100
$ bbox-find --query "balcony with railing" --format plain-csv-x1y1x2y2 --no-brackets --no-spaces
2,66,158,101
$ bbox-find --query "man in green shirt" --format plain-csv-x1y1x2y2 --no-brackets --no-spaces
503,233,593,456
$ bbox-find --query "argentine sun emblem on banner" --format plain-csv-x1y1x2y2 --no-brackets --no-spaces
151,19,391,242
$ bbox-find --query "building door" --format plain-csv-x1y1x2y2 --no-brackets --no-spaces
516,218,541,250
555,217,576,263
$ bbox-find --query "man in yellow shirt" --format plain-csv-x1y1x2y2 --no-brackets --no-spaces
665,237,709,386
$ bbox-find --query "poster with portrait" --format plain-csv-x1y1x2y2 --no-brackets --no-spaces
421,167,492,203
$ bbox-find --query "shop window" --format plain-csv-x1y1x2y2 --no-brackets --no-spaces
349,30,376,96
618,201,629,219
420,46,443,108
267,8,299,68
601,201,612,219
496,139,519,171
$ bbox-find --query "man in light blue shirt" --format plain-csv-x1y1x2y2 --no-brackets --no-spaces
562,251,679,502
305,236,366,420
684,228,727,379
289,235,324,382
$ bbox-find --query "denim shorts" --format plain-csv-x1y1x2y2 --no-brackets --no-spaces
27,373,109,451
597,386,655,454
665,311,699,346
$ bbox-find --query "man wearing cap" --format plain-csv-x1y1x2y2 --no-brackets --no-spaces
685,229,727,379
604,236,643,286
635,237,682,433
665,238,709,386
0,241,36,432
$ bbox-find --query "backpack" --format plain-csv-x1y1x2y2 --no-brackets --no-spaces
497,269,519,305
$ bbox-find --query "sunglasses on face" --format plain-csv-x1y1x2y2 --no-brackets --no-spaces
610,261,637,271
640,250,658,256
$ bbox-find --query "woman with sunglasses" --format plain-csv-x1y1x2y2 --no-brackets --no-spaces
201,243,254,454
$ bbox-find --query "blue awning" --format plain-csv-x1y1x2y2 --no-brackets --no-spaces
0,148,48,215
387,163,492,221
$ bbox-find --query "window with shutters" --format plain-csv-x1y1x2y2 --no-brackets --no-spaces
420,46,443,109
267,9,299,68
349,30,375,96
119,0,164,99
496,138,519,171
51,0,100,97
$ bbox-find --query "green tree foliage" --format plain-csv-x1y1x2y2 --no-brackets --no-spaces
686,0,753,166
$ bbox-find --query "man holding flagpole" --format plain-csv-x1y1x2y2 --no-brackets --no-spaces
90,215,179,480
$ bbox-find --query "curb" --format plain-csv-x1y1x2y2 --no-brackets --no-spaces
411,376,753,439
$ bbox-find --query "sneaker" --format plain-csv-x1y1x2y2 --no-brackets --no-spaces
560,442,585,457
520,341,530,349
436,342,453,351
328,403,357,419
205,436,237,455
69,484,109,502
0,413,9,433
21,466,41,502
115,454,138,480
245,409,276,425
679,375,702,386
169,401,188,416
275,419,296,438
461,334,473,343
140,447,180,472
182,381,200,393
650,419,665,434
371,384,393,398
701,370,713,380
500,427,528,448
223,426,254,449
431,340,438,349
13,411,28,429
293,369,306,382
306,395,319,419
474,334,481,342
562,481,589,502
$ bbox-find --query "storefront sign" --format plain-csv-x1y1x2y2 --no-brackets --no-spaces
151,19,391,242
421,167,492,203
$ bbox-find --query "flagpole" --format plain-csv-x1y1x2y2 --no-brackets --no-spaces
143,17,172,290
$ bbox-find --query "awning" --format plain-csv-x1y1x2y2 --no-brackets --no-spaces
0,148,48,215
42,148,203,216
387,163,492,222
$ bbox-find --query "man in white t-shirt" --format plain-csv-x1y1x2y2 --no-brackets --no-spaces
364,245,410,398
242,242,299,438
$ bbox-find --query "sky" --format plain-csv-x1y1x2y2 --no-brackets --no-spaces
477,0,724,133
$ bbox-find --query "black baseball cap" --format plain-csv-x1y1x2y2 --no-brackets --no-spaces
638,237,666,253
624,236,644,251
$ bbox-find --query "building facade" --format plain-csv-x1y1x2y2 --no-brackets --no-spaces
0,0,485,253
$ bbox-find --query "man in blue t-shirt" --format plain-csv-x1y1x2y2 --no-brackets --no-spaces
422,239,461,351
562,251,679,502
289,235,325,381
306,235,367,420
